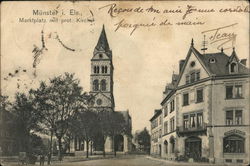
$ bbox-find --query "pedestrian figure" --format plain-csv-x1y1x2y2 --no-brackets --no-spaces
40,154,45,166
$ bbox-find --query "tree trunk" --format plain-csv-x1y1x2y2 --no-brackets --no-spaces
102,137,106,157
90,142,93,156
86,140,89,158
47,131,53,165
58,137,63,161
113,135,116,157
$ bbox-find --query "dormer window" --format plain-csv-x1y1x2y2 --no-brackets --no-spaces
209,58,216,63
230,62,238,73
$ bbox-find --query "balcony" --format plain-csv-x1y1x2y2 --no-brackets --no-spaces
177,123,207,137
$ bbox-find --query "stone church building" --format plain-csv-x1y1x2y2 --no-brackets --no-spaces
70,26,132,154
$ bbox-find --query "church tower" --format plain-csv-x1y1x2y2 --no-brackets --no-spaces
90,25,115,112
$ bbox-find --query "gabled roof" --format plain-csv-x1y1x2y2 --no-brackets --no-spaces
162,39,249,105
149,109,162,121
196,49,249,76
177,41,249,86
95,25,110,52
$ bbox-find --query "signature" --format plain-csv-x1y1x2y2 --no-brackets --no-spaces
201,23,237,50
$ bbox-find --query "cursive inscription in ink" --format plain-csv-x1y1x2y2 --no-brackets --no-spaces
201,23,237,50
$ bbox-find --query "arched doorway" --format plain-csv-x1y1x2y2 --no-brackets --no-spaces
164,140,168,155
185,136,201,161
114,135,124,152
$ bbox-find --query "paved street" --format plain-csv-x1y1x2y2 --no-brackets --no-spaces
49,155,233,166
3,155,244,166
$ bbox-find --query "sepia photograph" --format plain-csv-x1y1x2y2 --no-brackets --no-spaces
0,1,249,166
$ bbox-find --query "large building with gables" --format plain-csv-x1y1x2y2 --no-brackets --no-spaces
150,39,250,164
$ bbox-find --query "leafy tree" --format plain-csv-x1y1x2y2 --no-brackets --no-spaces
32,73,85,161
0,95,11,111
12,92,41,153
135,128,150,154
108,112,129,156
97,110,112,157
73,108,99,158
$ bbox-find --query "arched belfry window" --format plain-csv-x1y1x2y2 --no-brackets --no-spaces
101,79,107,91
94,66,97,73
105,66,108,73
96,66,100,74
93,80,99,91
101,66,105,73
230,62,237,73
223,134,245,153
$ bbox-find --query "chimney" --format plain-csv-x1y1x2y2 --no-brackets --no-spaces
179,60,185,73
240,59,247,66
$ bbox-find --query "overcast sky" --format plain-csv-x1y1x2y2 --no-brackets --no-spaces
1,1,249,132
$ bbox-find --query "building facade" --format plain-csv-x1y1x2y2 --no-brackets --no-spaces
150,109,162,156
150,40,250,164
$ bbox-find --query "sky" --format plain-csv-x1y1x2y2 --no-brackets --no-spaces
1,1,249,132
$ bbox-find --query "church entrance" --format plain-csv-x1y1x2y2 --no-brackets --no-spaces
185,136,202,161
114,135,124,152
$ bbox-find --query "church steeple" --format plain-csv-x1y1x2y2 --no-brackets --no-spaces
95,25,110,52
90,25,115,111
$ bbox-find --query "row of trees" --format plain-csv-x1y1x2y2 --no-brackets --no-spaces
0,73,131,164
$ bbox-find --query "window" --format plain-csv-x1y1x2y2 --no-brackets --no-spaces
230,63,237,73
96,66,100,73
190,114,196,128
226,109,243,125
235,110,242,125
183,93,189,106
196,89,203,103
93,80,99,91
223,135,245,153
226,86,233,99
190,72,195,83
164,106,168,117
100,79,106,91
209,58,216,63
235,85,242,98
99,54,103,59
94,66,97,73
226,85,243,99
183,115,189,129
104,66,108,73
186,71,200,84
186,75,190,84
159,129,162,138
196,72,200,81
159,116,162,125
170,100,175,112
164,121,168,134
226,110,233,125
197,113,203,128
170,137,175,153
164,140,168,154
183,112,203,129
101,66,105,73
170,117,175,132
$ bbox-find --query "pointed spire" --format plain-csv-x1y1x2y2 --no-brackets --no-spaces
191,38,194,46
95,25,110,51
229,47,239,62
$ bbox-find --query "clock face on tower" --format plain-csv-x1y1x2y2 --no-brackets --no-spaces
96,98,102,105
